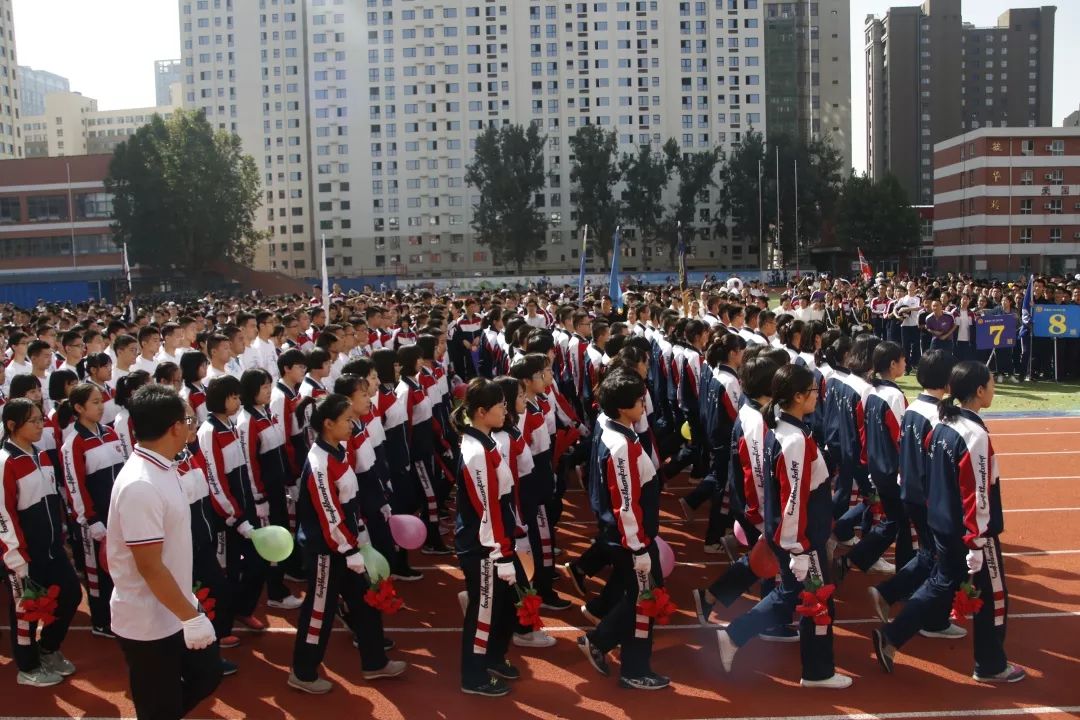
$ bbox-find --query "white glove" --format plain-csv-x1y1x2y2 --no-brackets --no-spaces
236,521,254,539
345,552,366,575
181,613,217,650
88,522,107,542
633,549,652,574
496,560,516,585
789,553,810,582
966,547,985,574
380,504,392,522
255,501,270,521
287,484,300,503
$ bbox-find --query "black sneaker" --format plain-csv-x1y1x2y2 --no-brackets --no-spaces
619,672,671,690
487,660,521,681
91,626,116,639
758,625,800,642
461,677,511,697
391,567,424,582
565,561,588,597
692,588,715,624
540,594,573,611
383,636,396,651
221,659,239,677
872,627,895,674
832,554,849,584
421,544,454,556
577,635,610,677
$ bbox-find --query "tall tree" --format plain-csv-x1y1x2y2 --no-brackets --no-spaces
718,130,771,266
834,172,921,262
568,125,623,265
619,139,677,267
464,123,548,272
106,109,263,276
662,146,722,261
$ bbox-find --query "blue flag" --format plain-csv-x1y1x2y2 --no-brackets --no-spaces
609,227,623,310
1020,273,1034,335
577,225,588,300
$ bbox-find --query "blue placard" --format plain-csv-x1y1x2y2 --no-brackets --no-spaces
1032,304,1080,339
975,314,1017,350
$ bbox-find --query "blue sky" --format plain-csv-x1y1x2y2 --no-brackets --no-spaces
12,0,1079,173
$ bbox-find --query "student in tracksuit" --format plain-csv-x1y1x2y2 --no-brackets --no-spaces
665,320,708,479
873,362,1025,683
238,369,304,611
180,351,210,428
578,370,669,691
1,399,82,687
836,341,911,578
199,376,267,633
868,349,965,639
270,348,309,483
60,383,126,637
289,394,406,695
714,364,852,689
455,378,520,697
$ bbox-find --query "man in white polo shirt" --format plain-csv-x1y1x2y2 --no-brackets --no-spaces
106,384,222,720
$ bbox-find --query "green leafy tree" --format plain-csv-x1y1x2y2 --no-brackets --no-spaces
464,123,548,272
718,130,771,266
662,146,722,262
106,109,263,277
568,125,623,265
619,139,677,267
834,172,921,262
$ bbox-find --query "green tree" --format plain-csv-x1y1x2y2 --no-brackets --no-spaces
619,139,677,267
568,125,623,265
662,146,722,262
464,123,548,272
106,109,263,277
718,130,770,267
834,172,921,262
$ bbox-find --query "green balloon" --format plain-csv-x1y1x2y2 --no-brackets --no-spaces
359,543,390,583
251,525,294,563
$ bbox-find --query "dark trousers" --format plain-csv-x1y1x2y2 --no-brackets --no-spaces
901,326,921,368
224,528,267,620
414,455,443,547
264,484,303,599
706,522,775,606
520,496,556,598
832,464,872,540
5,555,82,672
588,544,660,679
845,476,911,572
874,504,950,632
79,525,113,629
192,542,234,640
726,543,836,682
118,631,222,720
292,552,387,681
460,554,515,686
884,533,1010,676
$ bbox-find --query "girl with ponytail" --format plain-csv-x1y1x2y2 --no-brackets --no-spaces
113,370,151,460
873,362,1024,683
717,363,850,688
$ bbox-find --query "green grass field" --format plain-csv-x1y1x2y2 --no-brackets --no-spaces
893,374,1080,415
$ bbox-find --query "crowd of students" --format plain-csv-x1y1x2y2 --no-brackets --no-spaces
0,276,1028,708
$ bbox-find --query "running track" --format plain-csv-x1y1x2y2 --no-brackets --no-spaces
2,415,1080,720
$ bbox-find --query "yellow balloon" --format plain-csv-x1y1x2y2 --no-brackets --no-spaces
681,421,692,441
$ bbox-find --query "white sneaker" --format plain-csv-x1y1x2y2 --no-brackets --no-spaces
919,623,968,639
868,558,896,574
580,605,601,626
268,595,304,610
17,668,64,687
457,590,468,616
715,629,738,673
801,673,853,689
513,630,557,648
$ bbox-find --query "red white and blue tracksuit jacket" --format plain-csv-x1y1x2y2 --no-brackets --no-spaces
864,379,908,483
701,363,741,485
590,418,658,553
762,413,832,554
296,438,368,556
270,379,305,476
177,443,220,552
898,394,940,507
198,416,257,529
454,426,516,563
728,399,771,532
61,423,125,527
0,442,64,570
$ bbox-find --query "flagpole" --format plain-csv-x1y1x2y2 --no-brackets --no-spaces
321,233,330,310
758,158,764,273
794,157,800,279
775,146,781,271
577,224,589,301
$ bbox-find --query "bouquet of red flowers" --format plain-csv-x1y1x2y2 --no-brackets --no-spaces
795,578,835,627
515,585,544,631
194,583,217,621
636,586,678,625
364,577,405,615
19,580,60,626
950,581,984,624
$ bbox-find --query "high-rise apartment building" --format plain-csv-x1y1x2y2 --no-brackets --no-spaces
0,0,22,159
16,66,70,117
180,0,780,279
1065,108,1079,128
155,59,183,107
763,0,851,170
865,0,1055,206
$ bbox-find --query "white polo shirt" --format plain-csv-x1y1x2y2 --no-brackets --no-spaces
107,445,196,642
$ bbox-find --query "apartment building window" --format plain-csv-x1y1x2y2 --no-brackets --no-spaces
1020,170,1033,186
1047,199,1063,214
1021,139,1034,156
1050,227,1062,243
1050,139,1065,156
1050,169,1064,186
1020,199,1033,214
1019,227,1032,244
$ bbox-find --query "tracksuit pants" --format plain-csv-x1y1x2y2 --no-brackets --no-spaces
520,496,557,600
705,523,776,607
192,541,234,640
586,543,661,680
873,503,952,633
224,527,267,620
884,533,1010,677
5,555,82,673
292,552,388,681
79,525,113,630
901,326,921,369
118,631,222,720
845,476,912,571
460,554,515,687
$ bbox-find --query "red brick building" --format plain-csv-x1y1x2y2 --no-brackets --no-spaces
933,127,1080,277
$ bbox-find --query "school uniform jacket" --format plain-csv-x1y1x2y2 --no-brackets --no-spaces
296,438,368,556
348,418,390,513
197,416,255,528
398,375,434,459
763,413,830,554
898,394,940,507
728,400,770,531
377,384,411,472
701,364,741,485
926,408,1004,548
181,381,208,427
454,426,516,562
0,442,64,569
590,417,658,553
61,422,125,527
177,443,219,552
112,408,135,460
864,379,908,482
270,380,303,475
237,405,290,498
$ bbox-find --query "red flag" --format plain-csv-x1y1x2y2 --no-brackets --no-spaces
857,247,872,282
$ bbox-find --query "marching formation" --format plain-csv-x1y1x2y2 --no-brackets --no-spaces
0,277,1029,718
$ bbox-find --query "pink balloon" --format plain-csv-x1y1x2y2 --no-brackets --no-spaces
389,514,427,550
733,520,748,547
655,536,675,578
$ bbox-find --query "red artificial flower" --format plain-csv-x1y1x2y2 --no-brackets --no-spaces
515,585,544,631
194,584,217,621
950,582,984,624
19,581,59,626
636,587,678,625
794,580,834,627
364,578,404,615
868,494,885,520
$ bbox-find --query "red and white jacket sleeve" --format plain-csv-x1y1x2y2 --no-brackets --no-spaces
0,455,29,569
959,429,994,549
606,435,651,553
197,423,243,526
